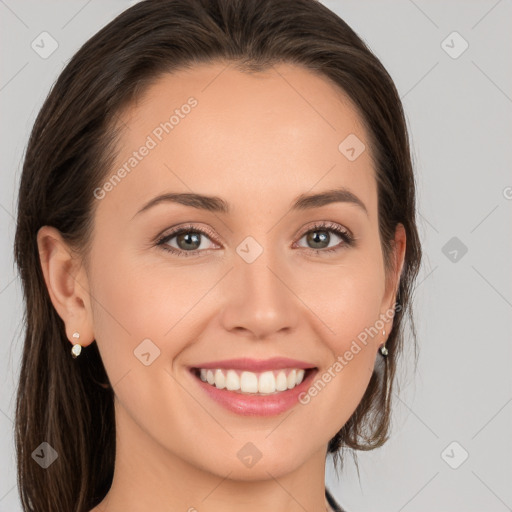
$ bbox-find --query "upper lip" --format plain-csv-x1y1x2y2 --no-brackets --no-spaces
190,357,317,372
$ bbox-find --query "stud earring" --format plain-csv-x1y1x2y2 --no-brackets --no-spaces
71,332,82,358
379,329,388,357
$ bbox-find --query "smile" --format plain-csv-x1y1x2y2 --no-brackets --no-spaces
189,366,318,417
194,367,309,395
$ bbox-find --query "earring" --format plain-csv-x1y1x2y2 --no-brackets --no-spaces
379,329,388,357
71,332,82,358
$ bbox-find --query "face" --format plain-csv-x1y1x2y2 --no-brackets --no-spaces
72,62,404,479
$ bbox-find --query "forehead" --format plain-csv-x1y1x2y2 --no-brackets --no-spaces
102,61,377,218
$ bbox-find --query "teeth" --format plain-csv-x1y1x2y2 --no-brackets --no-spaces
197,368,308,394
240,371,258,393
258,371,275,393
287,369,296,389
214,369,226,389
226,370,240,391
276,371,288,391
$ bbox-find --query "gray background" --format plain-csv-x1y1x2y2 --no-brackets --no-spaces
1,1,511,511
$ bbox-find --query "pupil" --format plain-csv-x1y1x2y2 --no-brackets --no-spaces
178,232,200,250
307,230,329,249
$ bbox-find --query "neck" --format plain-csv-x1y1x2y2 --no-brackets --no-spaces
92,401,330,512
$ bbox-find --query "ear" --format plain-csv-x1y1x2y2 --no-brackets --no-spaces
36,226,95,349
380,223,406,328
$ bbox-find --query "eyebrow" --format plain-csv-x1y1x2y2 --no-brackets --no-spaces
133,187,368,218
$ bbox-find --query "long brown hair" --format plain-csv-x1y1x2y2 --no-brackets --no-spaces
13,0,422,510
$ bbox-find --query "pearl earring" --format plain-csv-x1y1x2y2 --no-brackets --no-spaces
379,329,388,357
71,332,82,358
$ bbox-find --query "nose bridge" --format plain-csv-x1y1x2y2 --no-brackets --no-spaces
242,254,284,304
220,235,298,337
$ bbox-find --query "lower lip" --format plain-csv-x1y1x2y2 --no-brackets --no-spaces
189,368,318,417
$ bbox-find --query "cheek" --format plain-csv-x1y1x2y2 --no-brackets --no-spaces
86,247,194,381
292,252,385,414
296,254,385,346
295,277,382,439
88,247,229,387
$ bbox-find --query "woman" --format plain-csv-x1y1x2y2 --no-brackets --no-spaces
13,0,422,510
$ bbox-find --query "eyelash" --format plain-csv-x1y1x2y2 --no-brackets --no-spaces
155,221,355,258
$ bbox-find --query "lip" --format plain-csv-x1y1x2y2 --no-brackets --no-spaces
189,357,316,372
189,366,318,417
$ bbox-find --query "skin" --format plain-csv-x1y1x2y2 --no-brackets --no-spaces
37,62,406,512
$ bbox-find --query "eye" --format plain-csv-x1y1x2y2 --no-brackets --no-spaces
293,221,354,255
155,221,355,258
156,224,219,258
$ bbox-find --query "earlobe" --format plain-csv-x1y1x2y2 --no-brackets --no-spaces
36,225,95,348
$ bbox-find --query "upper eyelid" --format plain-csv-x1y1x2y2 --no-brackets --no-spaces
296,221,351,237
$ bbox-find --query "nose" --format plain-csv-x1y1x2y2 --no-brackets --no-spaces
219,252,300,340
